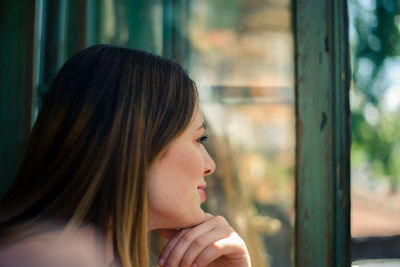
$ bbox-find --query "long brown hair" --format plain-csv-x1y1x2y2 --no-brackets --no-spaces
0,45,198,267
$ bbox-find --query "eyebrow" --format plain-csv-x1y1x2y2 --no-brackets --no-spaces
196,122,205,131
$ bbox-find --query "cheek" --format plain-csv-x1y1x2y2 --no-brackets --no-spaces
148,154,201,208
148,173,204,228
175,150,204,178
148,174,186,207
147,145,206,228
161,144,205,181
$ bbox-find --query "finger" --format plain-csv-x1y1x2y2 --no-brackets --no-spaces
204,213,213,219
179,225,233,267
158,228,191,266
161,221,216,267
157,214,214,266
194,232,248,267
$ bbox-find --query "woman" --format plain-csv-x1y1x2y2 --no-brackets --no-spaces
0,45,251,267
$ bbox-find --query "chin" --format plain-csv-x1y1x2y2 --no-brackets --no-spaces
167,210,204,229
150,207,206,230
182,209,206,228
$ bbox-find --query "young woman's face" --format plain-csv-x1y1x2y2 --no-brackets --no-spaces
148,108,216,230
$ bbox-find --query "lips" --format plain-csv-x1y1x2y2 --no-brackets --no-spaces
197,183,207,202
197,183,206,190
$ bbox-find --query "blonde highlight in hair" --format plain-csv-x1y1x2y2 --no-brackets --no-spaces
0,45,198,267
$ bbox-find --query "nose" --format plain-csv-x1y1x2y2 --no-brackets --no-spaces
203,148,216,176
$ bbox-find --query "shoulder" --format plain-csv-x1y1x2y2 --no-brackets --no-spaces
0,234,53,267
0,226,107,267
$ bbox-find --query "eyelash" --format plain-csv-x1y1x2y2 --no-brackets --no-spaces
197,135,208,144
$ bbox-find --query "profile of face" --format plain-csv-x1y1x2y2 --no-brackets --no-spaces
148,108,216,230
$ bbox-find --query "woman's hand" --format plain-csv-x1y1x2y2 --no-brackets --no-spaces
155,214,251,267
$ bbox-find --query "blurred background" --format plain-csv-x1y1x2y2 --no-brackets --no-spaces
348,0,400,262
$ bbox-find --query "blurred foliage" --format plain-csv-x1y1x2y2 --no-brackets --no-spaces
350,0,400,191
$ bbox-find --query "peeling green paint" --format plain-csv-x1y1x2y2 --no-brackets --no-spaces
294,0,351,266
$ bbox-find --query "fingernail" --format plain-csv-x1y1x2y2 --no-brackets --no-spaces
158,258,165,266
192,263,198,267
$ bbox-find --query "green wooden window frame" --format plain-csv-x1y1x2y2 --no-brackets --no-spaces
294,1,351,266
0,0,351,266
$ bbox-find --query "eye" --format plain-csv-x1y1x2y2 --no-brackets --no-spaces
197,135,208,144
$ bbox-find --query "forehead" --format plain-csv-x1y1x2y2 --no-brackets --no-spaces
176,109,204,139
189,108,204,129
